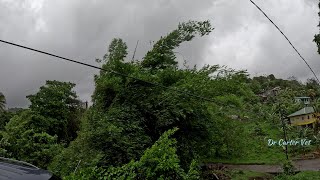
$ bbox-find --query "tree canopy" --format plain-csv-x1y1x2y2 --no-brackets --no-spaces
0,80,83,168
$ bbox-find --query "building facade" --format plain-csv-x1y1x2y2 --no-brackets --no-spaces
294,97,311,105
288,107,317,128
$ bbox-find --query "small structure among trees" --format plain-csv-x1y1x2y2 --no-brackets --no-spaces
294,97,311,106
287,106,317,128
79,101,88,109
258,86,281,102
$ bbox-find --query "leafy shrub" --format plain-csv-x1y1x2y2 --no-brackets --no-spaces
102,128,200,180
63,167,105,180
282,160,295,175
0,111,62,168
64,128,200,180
253,122,267,136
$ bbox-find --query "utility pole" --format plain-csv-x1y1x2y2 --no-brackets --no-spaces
279,102,289,160
131,40,139,61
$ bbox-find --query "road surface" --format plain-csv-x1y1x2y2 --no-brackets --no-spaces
207,158,320,173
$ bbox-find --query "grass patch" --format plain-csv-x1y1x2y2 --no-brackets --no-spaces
205,118,319,165
205,121,288,165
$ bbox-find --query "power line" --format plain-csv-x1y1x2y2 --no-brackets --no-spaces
249,0,320,84
0,39,215,103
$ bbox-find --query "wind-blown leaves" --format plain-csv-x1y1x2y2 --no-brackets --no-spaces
0,92,6,112
142,20,213,69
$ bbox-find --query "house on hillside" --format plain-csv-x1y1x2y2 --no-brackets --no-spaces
287,107,318,128
294,97,311,105
270,86,281,96
258,86,281,102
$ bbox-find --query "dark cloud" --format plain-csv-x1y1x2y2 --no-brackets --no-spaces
0,0,319,108
0,0,214,108
204,0,319,81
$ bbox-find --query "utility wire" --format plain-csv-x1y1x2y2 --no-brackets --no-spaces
0,39,215,103
249,0,320,84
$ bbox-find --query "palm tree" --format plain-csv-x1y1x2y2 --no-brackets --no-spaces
0,92,6,112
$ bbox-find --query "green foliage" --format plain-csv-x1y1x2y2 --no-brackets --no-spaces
0,110,62,168
64,128,200,180
104,38,128,63
49,106,150,176
253,122,267,136
48,110,104,177
205,121,286,165
250,75,304,97
9,19,317,178
63,167,105,180
0,80,82,169
314,1,320,54
142,20,213,69
209,117,246,159
282,160,295,175
314,34,320,54
313,131,320,150
52,21,256,178
214,94,243,108
27,80,82,143
0,92,6,112
4,18,320,179
0,111,13,130
306,78,320,94
103,128,200,180
131,128,186,179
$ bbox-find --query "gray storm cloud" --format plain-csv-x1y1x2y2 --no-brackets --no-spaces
0,0,319,108
204,0,319,80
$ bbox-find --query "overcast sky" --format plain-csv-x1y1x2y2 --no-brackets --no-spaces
0,0,319,108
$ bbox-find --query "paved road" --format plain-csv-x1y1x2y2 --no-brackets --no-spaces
224,164,283,173
294,158,320,171
211,158,320,173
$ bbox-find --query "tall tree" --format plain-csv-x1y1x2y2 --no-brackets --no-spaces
27,80,82,143
142,20,213,69
0,110,62,168
50,20,250,177
314,0,320,53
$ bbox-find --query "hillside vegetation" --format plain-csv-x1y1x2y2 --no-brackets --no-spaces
1,20,320,179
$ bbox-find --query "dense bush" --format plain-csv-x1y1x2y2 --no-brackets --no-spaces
0,81,83,169
64,128,200,180
0,111,13,130
0,110,62,168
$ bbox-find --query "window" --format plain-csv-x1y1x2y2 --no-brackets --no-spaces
308,115,310,119
302,116,304,120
